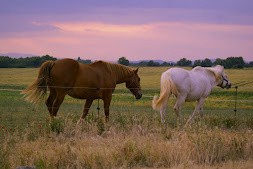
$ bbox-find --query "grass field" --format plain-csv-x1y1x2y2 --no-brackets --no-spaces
0,67,253,169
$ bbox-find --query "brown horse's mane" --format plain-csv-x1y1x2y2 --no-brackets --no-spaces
93,61,134,81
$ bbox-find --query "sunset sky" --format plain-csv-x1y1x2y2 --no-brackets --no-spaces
1,0,253,61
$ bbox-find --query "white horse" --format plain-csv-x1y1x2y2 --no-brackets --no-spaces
152,65,231,125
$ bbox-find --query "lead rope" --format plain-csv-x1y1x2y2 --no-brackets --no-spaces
233,80,253,116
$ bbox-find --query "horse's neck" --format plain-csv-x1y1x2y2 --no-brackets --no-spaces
192,67,218,88
113,65,133,84
202,69,218,88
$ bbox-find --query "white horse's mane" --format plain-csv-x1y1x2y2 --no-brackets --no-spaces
205,65,224,81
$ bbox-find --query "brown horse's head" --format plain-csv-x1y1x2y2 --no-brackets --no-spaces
125,68,142,99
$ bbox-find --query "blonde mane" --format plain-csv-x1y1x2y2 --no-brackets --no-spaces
205,65,224,81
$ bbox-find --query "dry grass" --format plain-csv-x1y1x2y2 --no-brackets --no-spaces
0,68,38,86
1,118,253,169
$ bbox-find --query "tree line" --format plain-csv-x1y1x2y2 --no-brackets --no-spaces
0,55,57,68
118,56,253,68
0,55,252,68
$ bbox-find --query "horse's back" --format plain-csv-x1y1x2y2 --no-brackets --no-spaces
166,67,208,85
165,67,190,85
163,67,212,100
50,58,79,87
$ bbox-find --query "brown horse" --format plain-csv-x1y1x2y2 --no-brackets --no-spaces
22,58,142,122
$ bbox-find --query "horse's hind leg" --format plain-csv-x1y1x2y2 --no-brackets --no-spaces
160,98,168,123
173,95,185,126
46,88,57,117
50,92,66,118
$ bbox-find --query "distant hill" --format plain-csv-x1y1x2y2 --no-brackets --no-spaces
130,60,175,64
0,52,36,58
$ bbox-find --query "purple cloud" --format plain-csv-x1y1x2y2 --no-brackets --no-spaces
1,0,252,61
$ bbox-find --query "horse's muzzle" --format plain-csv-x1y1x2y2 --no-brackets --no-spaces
226,83,232,89
135,93,142,99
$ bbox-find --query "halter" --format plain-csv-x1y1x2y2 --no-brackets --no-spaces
220,75,229,89
126,75,142,99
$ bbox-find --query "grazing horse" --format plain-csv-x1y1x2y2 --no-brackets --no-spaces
22,58,142,122
152,65,231,125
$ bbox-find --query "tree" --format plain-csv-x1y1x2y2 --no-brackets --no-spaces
176,58,192,66
213,57,245,68
225,56,245,68
0,55,57,68
246,61,253,67
0,56,12,68
162,61,174,66
77,57,92,64
213,58,224,66
118,57,129,66
193,60,202,67
201,58,212,67
147,60,160,66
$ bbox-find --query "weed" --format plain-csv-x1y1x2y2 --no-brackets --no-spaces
50,118,64,134
0,145,10,169
96,117,105,135
222,117,238,129
246,117,253,129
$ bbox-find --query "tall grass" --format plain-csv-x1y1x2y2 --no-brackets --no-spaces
1,117,253,169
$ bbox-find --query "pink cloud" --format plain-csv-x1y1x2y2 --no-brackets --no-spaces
1,21,252,61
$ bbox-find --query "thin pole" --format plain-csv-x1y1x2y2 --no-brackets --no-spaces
97,99,100,118
234,86,238,116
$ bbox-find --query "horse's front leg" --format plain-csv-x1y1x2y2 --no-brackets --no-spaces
199,106,204,118
77,99,94,125
103,93,112,122
185,97,206,126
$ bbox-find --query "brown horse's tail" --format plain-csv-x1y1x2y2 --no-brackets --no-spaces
152,72,171,111
22,60,55,104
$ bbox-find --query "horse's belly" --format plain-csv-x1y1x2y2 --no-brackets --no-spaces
185,94,201,101
67,89,100,99
185,89,210,101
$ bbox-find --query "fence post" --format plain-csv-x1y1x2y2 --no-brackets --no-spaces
234,86,238,116
97,99,100,118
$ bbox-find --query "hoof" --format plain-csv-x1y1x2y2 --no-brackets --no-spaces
77,118,84,126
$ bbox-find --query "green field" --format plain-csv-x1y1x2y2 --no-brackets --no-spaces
0,67,253,169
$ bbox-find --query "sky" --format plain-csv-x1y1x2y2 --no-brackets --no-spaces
0,0,253,61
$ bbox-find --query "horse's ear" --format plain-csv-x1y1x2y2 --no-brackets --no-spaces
134,67,139,74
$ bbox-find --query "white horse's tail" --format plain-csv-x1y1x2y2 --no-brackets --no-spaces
152,73,171,110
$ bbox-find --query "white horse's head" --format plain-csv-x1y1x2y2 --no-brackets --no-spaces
210,65,232,89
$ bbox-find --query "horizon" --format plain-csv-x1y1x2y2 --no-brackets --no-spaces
1,53,251,63
1,0,252,61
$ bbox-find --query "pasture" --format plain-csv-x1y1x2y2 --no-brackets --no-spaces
0,67,253,169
